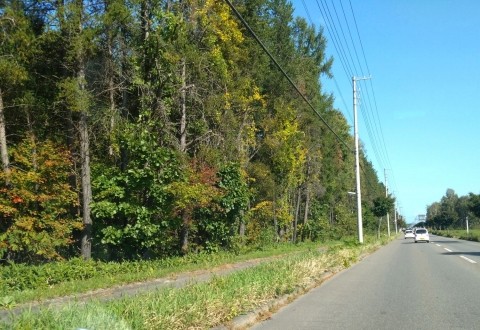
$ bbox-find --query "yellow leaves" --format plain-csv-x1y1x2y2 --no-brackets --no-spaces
0,136,80,261
249,201,274,221
193,0,245,80
168,181,216,211
210,44,228,78
267,116,307,185
198,0,244,45
252,87,265,104
0,203,18,217
15,217,35,231
167,161,222,217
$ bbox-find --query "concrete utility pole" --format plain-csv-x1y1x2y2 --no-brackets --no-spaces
384,169,390,237
394,204,398,234
353,76,370,243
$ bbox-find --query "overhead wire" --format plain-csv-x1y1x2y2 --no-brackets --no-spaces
347,0,402,206
312,0,383,191
223,0,353,153
330,0,360,75
309,0,403,206
315,0,354,82
301,0,352,123
301,0,378,192
224,0,402,208
301,0,381,193
346,0,401,200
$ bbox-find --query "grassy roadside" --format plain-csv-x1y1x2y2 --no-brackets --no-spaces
2,240,343,307
2,236,390,329
431,229,480,242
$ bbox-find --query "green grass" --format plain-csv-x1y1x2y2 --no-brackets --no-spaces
3,237,389,329
431,229,480,242
1,240,344,307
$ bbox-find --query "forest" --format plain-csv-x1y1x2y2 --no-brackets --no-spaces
0,0,401,265
426,189,480,230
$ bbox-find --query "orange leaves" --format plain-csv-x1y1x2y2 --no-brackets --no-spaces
12,195,23,204
0,136,81,262
44,160,55,167
167,159,222,217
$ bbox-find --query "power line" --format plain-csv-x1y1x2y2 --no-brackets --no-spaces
315,0,354,82
301,0,386,194
224,0,353,153
330,0,360,75
300,0,403,208
301,0,352,123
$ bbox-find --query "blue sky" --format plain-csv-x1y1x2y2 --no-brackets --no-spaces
290,0,480,223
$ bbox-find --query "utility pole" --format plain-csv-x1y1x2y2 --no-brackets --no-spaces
353,76,370,243
384,169,390,237
394,204,398,234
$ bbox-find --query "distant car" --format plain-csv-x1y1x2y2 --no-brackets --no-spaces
414,228,430,243
404,229,415,239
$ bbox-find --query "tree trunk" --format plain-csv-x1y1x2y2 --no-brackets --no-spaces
238,209,245,236
180,59,187,153
76,0,92,259
303,188,310,225
140,0,151,81
273,189,279,241
120,53,129,171
0,89,10,178
377,216,382,239
80,109,92,259
107,29,116,157
302,185,310,241
180,210,189,254
293,187,301,243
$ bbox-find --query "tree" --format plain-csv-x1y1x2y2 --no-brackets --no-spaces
42,0,97,259
0,3,34,178
0,136,81,263
469,193,480,218
372,195,395,238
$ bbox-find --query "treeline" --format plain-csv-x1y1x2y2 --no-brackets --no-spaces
0,0,388,264
426,189,480,229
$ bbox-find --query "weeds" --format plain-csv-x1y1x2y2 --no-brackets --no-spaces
1,241,328,305
432,229,480,242
2,238,388,329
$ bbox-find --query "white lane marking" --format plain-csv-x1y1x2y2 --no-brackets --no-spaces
436,244,441,247
460,256,477,264
444,248,453,252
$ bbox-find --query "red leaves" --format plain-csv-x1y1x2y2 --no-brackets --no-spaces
12,195,24,204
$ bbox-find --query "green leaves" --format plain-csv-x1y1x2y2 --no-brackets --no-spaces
0,0,392,262
91,121,181,259
469,193,480,218
372,196,395,218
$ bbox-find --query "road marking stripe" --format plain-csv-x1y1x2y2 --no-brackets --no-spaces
460,256,477,264
444,248,452,252
436,244,441,247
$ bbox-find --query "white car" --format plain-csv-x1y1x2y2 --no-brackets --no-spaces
404,229,414,239
414,228,430,243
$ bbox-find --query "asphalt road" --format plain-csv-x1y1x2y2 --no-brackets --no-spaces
251,235,480,330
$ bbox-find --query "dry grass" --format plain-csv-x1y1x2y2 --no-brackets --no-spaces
5,238,389,329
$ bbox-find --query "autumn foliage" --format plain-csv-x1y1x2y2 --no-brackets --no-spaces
0,136,81,263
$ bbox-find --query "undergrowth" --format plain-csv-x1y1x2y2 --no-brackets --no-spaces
3,237,389,329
